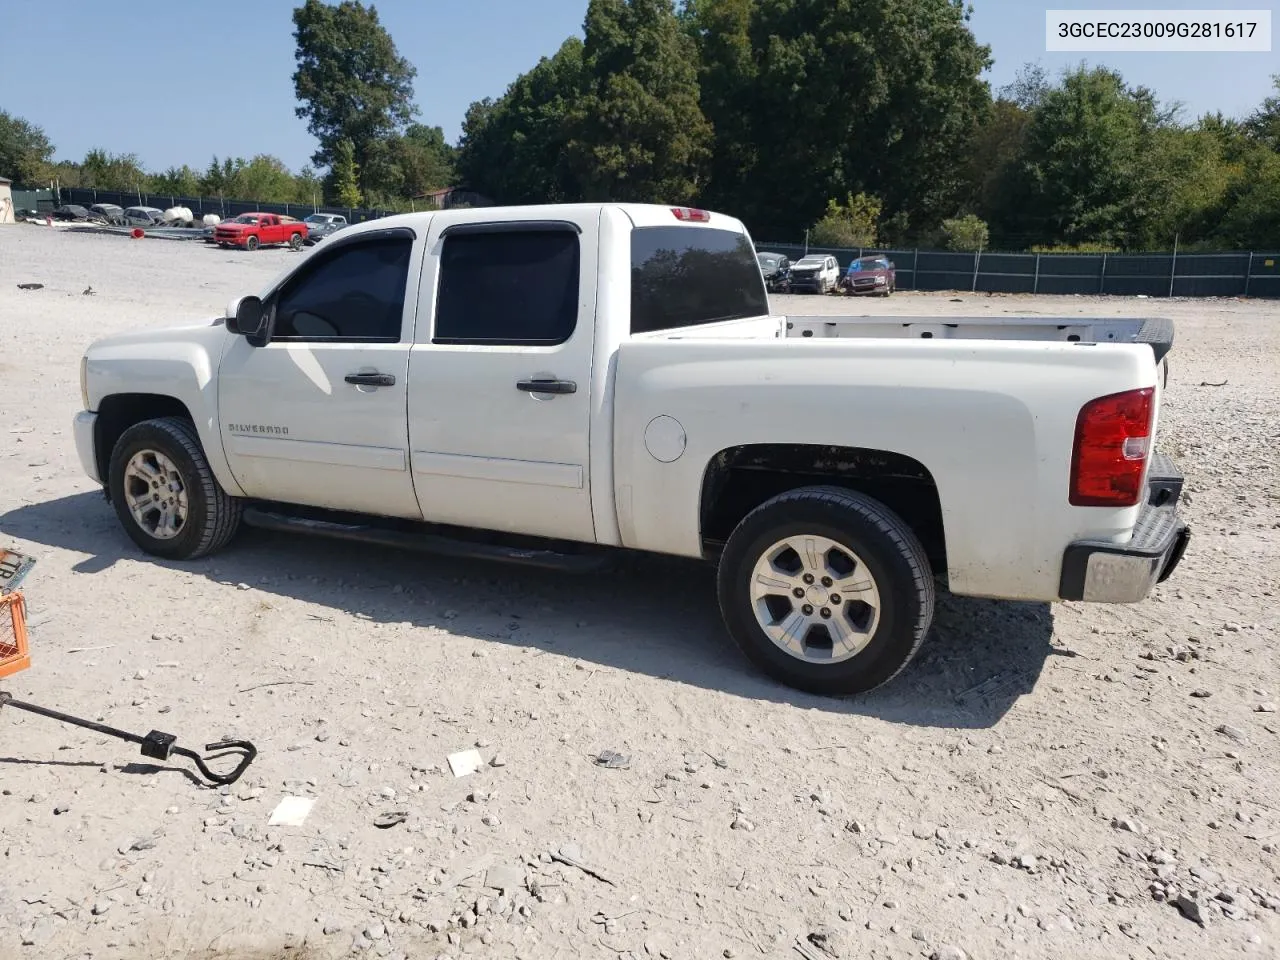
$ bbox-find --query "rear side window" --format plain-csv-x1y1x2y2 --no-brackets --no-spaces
272,237,412,342
434,230,580,345
630,227,769,334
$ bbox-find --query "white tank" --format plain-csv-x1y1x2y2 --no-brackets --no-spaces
202,213,221,226
163,206,194,225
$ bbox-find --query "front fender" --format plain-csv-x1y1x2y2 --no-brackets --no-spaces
84,324,243,497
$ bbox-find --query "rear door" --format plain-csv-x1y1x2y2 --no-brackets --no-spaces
406,213,599,543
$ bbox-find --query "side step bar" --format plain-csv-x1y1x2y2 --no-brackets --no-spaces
1147,451,1184,507
241,507,610,573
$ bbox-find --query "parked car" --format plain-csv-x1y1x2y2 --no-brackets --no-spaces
787,254,840,293
213,213,308,251
123,206,166,227
90,203,125,225
72,202,1189,697
756,251,792,292
51,204,97,222
303,213,348,244
841,256,896,296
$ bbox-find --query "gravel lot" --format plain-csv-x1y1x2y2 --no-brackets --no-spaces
1,224,1278,960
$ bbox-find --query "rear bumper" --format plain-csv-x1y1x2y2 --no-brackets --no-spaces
1058,452,1190,603
73,410,99,484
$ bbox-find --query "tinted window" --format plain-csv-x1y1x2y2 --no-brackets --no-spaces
630,227,768,334
272,237,412,342
434,230,579,345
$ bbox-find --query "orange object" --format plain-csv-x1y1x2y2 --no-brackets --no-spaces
0,591,30,678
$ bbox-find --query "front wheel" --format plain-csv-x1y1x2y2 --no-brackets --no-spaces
716,486,935,696
245,235,260,251
108,417,242,560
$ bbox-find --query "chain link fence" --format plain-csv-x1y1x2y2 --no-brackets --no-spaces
755,243,1280,298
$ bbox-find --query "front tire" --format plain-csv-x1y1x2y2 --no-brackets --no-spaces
245,235,260,251
108,417,242,560
717,486,935,696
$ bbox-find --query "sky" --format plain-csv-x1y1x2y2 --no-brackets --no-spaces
2,0,1276,175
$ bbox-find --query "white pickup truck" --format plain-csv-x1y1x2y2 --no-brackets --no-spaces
73,203,1190,695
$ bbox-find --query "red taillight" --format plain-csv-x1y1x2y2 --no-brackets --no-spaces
671,207,710,222
1069,387,1154,507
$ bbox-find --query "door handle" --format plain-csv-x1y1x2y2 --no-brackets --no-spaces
516,378,577,395
345,373,396,387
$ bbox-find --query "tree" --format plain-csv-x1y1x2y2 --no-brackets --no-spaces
455,38,588,203
78,149,149,192
292,0,417,198
707,0,992,239
150,165,202,197
332,139,362,207
234,155,299,203
808,193,881,247
1244,74,1280,151
1001,66,1167,248
388,123,454,200
563,0,712,203
940,213,988,250
0,110,54,184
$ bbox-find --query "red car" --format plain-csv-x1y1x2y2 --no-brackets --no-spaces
213,213,308,251
840,256,896,296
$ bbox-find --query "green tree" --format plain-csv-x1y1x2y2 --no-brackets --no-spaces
1001,66,1166,248
387,123,455,200
0,110,54,184
332,139,362,207
78,149,149,192
808,193,881,247
149,164,202,197
1242,75,1280,151
292,0,417,198
940,213,989,250
231,155,299,203
563,0,712,203
698,0,991,239
455,37,588,203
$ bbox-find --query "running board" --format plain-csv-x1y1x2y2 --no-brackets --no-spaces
241,507,610,573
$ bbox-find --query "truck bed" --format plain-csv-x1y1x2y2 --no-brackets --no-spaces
783,315,1174,363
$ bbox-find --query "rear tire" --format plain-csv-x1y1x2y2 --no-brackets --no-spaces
289,232,304,251
717,485,935,696
108,417,242,560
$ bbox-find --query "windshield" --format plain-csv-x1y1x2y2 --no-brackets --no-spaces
757,255,780,269
849,259,886,272
305,215,329,224
795,258,824,267
231,215,259,224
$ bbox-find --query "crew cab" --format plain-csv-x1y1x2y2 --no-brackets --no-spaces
788,254,840,293
214,213,308,251
72,203,1190,696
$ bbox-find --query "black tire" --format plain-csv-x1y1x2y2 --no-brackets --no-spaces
289,232,304,251
245,235,260,251
716,485,935,696
108,416,242,560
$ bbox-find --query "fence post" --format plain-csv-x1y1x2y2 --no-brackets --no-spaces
1244,251,1254,297
1099,253,1107,294
912,248,919,290
1033,253,1040,294
971,247,981,293
1168,233,1179,297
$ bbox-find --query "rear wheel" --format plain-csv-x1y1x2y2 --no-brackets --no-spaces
245,235,260,251
717,485,935,696
289,232,304,251
108,417,242,560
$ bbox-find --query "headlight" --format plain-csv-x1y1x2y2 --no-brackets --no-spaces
875,276,886,284
80,355,89,409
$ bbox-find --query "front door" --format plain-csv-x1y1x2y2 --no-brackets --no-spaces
218,227,426,519
406,213,599,543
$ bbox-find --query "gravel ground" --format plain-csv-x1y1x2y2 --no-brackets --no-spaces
0,224,1278,960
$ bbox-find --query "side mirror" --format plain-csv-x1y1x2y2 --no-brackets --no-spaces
225,295,268,343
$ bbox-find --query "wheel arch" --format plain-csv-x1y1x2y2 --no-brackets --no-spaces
699,443,947,576
94,393,241,500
